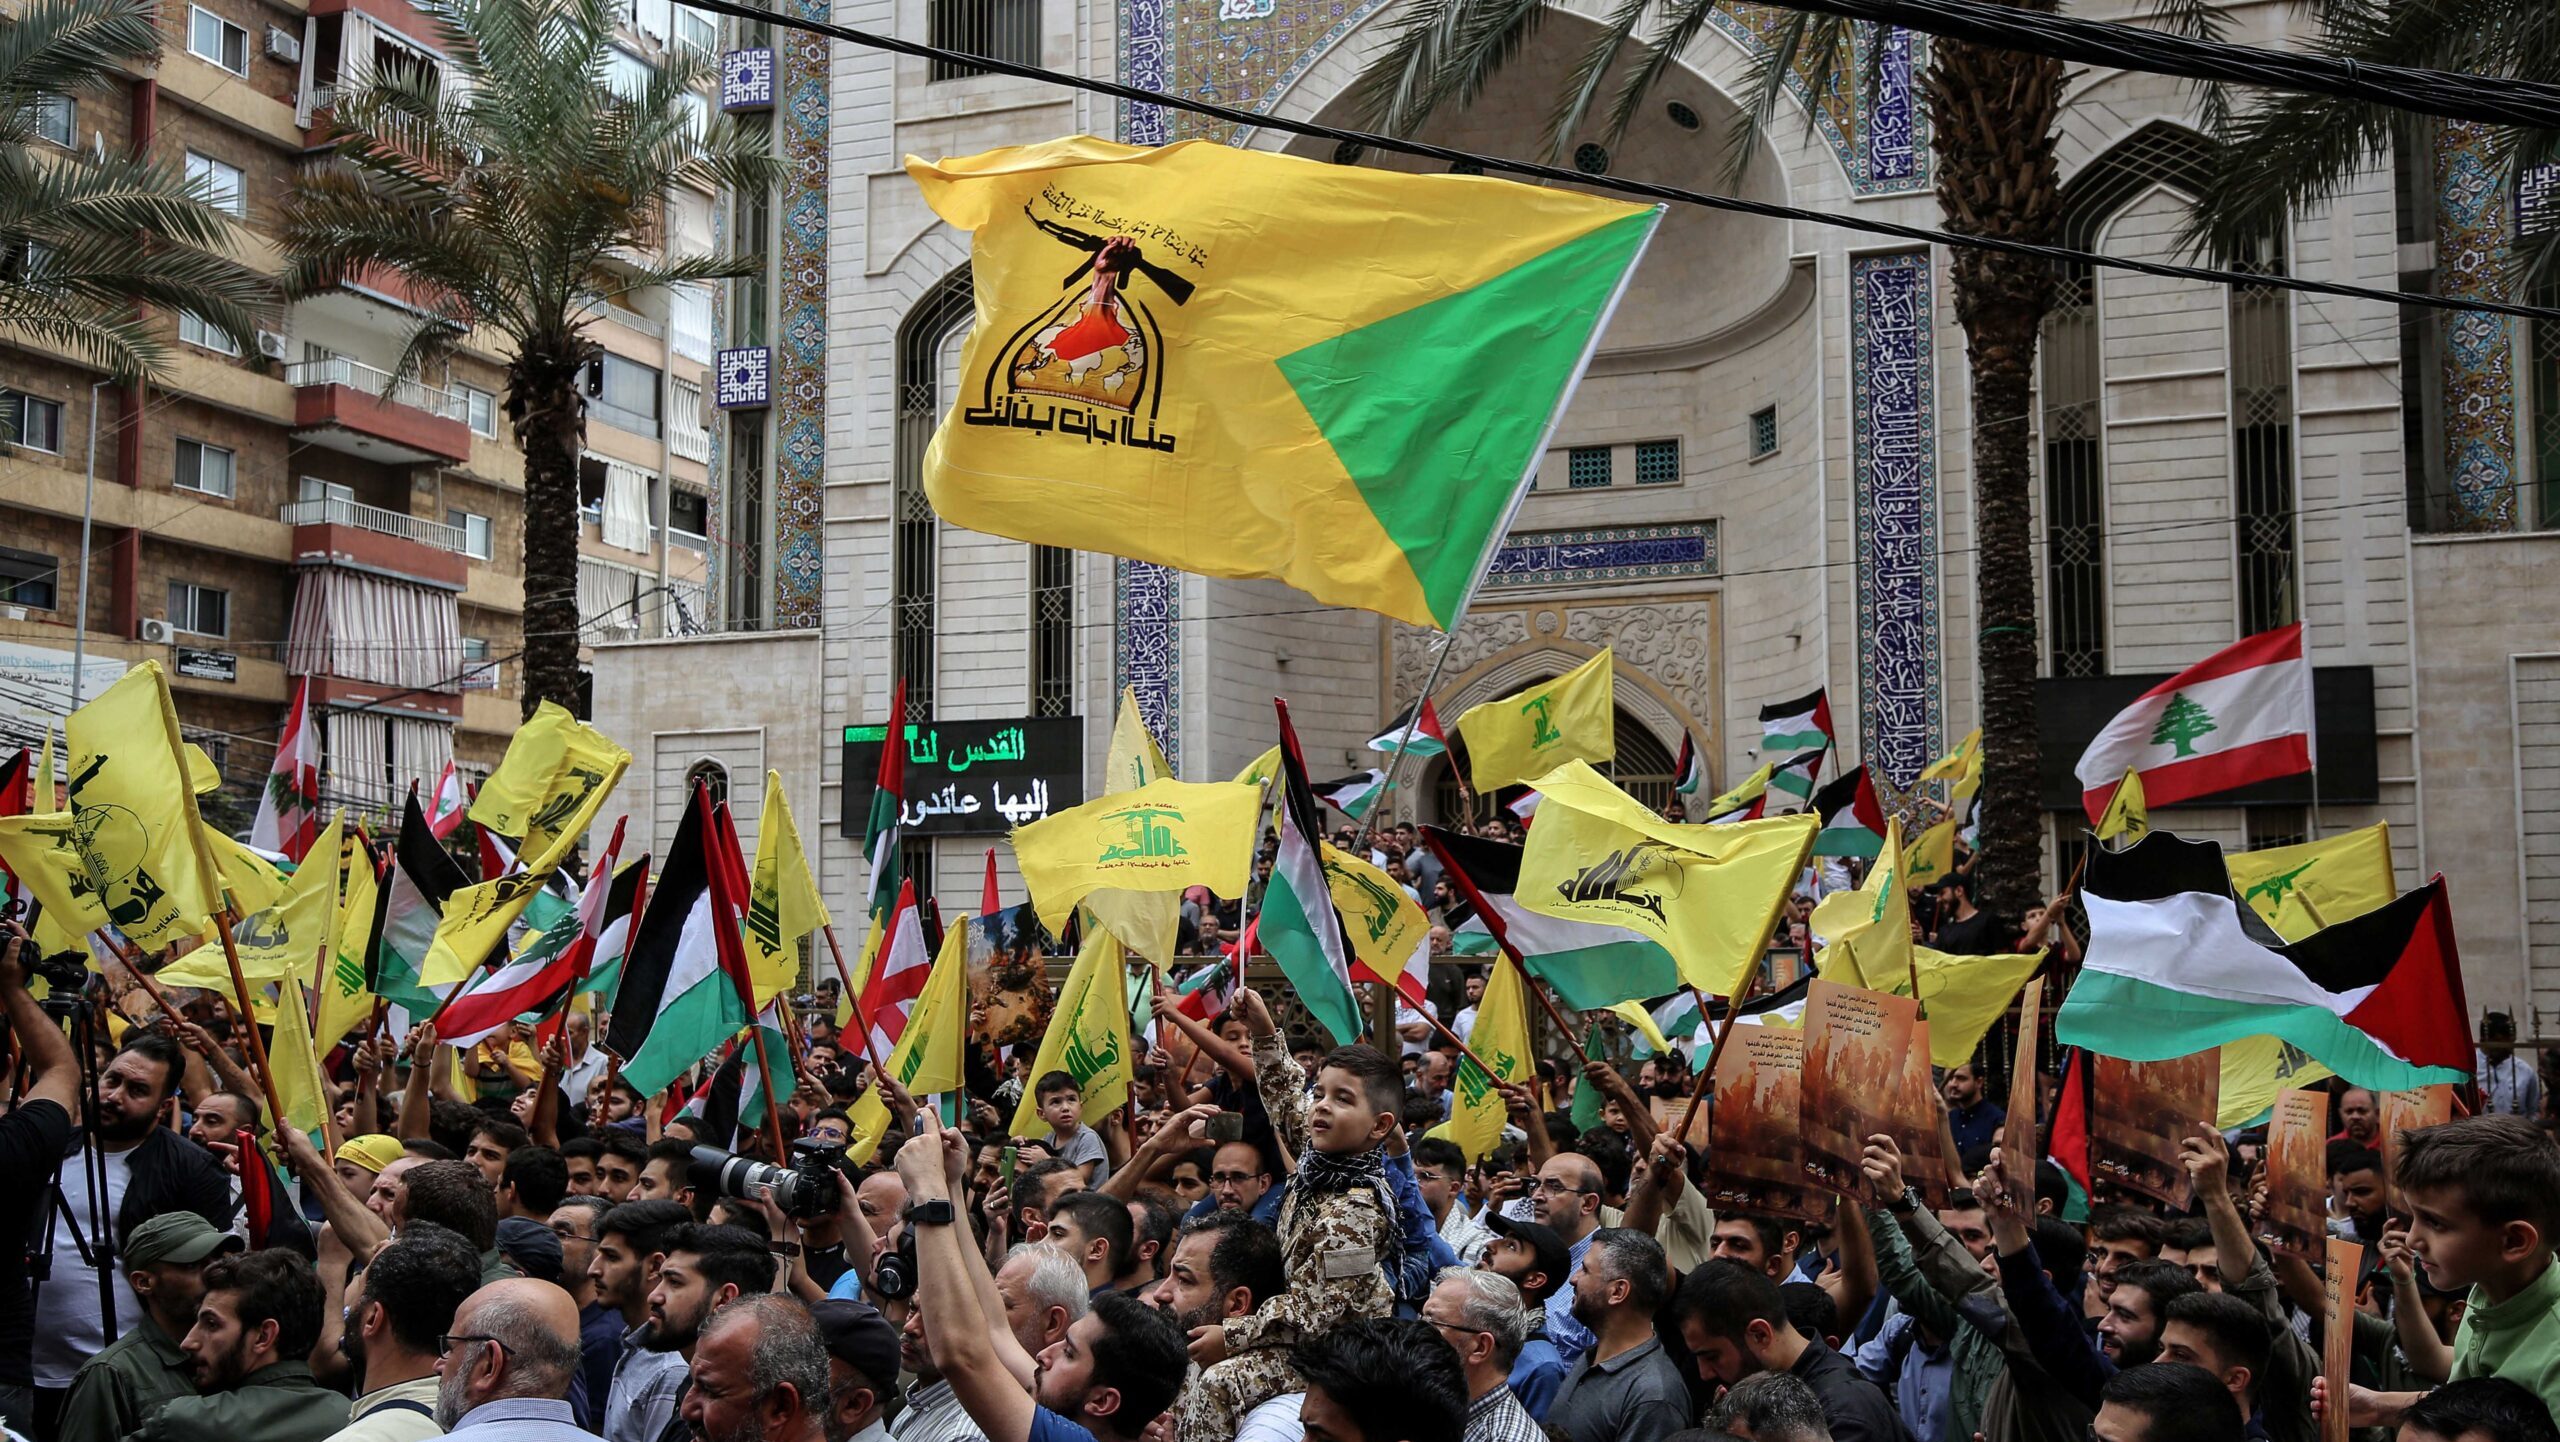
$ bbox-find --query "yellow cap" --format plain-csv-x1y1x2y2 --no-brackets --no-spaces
337,1133,405,1175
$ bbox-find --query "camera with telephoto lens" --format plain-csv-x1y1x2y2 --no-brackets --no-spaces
688,1139,846,1219
871,1224,921,1300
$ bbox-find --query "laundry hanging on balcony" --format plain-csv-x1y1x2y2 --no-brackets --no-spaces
601,462,654,554
287,568,464,691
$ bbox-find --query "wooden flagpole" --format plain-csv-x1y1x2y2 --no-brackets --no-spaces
1674,968,1763,1144
820,922,888,1079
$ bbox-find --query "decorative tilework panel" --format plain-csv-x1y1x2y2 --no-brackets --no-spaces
2438,121,2516,530
771,0,829,627
2517,162,2560,242
1697,11,1927,195
716,346,771,409
1115,559,1180,770
1483,523,1719,590
722,48,775,110
1849,250,1939,791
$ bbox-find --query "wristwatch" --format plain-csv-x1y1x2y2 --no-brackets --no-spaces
1885,1187,1919,1215
906,1199,957,1227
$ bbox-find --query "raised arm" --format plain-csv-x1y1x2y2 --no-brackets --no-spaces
1152,979,1253,1085
0,932,75,1113
898,1113,1037,1442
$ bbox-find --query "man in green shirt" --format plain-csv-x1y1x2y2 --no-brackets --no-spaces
56,1213,242,1442
133,1247,348,1442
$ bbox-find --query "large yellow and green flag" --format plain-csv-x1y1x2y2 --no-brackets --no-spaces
64,662,223,949
1428,953,1532,1162
427,707,628,987
315,828,381,1048
1011,777,1259,936
847,908,973,1161
909,137,1661,630
746,771,831,1007
1008,925,1135,1138
1516,760,1815,1002
1458,648,1616,791
1810,820,2043,1068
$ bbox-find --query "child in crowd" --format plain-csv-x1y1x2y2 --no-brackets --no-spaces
1035,1069,1111,1186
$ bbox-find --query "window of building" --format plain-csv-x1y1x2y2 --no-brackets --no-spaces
730,115,772,349
187,7,249,74
678,91,706,143
4,392,62,453
2532,282,2560,529
589,352,661,437
186,151,246,217
2230,237,2299,636
928,0,1038,80
1566,445,1612,489
895,271,971,712
29,93,72,148
0,546,57,610
174,438,236,497
2245,806,2309,851
167,580,229,637
674,4,716,53
2042,262,2105,678
1746,408,1778,460
684,757,728,805
667,487,709,538
458,382,498,438
1635,438,1681,484
371,33,442,94
446,508,493,559
726,415,766,626
301,476,353,506
179,310,239,356
1030,544,1072,718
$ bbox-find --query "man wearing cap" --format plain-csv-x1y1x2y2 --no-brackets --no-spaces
1477,1214,1571,1421
338,1136,408,1198
55,1213,241,1442
810,1299,902,1442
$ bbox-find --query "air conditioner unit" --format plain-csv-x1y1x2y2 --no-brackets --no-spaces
257,329,290,361
138,617,175,646
266,25,301,61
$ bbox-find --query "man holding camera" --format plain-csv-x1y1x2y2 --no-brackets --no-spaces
0,928,84,1434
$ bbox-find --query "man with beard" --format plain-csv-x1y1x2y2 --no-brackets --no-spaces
550,1196,621,1430
1145,1212,1292,1442
680,1296,831,1442
431,1279,594,1442
809,1299,903,1442
138,1248,344,1442
2098,1262,2202,1371
641,1226,776,1442
185,1090,261,1152
24,1031,235,1435
595,1201,696,1442
326,1223,483,1442
880,1295,984,1442
57,1213,241,1442
1544,1229,1689,1442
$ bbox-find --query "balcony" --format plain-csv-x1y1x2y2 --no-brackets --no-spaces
281,495,472,591
288,356,473,465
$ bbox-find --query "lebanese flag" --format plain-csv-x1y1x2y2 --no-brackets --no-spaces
440,817,628,1046
2076,622,2315,822
1354,930,1431,1008
427,762,469,841
251,677,321,861
857,880,932,1060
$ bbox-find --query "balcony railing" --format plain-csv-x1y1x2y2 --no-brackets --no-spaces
280,496,471,554
285,356,471,425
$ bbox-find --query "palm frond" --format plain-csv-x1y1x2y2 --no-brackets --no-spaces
1599,0,1726,147
1347,0,1556,139
1543,0,1658,162
0,0,160,106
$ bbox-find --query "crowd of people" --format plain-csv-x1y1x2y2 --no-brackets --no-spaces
0,822,2553,1442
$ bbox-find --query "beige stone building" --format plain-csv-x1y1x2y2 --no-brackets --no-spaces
593,0,2560,1027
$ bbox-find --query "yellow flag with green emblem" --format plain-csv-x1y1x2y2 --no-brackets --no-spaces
315,829,380,1048
1320,843,1430,979
1458,649,1616,792
65,661,221,949
2094,768,2148,843
1427,954,1532,1161
1231,746,1282,788
2225,822,2395,940
910,137,1660,630
1011,778,1259,936
746,772,832,1007
464,703,631,871
1086,689,1181,965
270,977,331,1138
1008,925,1134,1137
848,912,974,1162
162,817,343,988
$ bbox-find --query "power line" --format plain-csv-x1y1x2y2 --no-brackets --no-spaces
676,0,2560,324
1777,0,2560,132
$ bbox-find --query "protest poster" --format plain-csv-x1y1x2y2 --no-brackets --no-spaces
2322,1238,2363,1442
2378,1086,2453,1208
1801,979,1946,1205
2259,1087,2331,1260
1703,1024,1820,1221
2090,1050,2220,1209
2006,977,2043,1164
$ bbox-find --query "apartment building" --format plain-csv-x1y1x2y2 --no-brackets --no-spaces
0,0,716,825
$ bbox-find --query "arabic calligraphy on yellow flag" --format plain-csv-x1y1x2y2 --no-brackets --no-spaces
747,772,833,1007
0,809,109,935
1321,843,1430,979
1086,689,1182,965
66,662,221,949
161,817,344,989
465,702,631,871
1457,649,1616,792
1013,777,1258,939
1427,954,1531,1161
1009,926,1135,1137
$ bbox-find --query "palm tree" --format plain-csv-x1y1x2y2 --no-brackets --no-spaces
0,0,272,382
280,0,777,718
1357,9,2062,924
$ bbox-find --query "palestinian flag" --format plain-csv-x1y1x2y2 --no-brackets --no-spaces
1313,770,1386,821
1369,699,1449,760
2048,1048,2093,1221
1764,750,1825,811
1811,766,1886,858
1759,688,1835,758
738,1000,797,1129
1450,915,1499,957
1673,733,1704,797
377,791,469,1013
2055,831,2473,1091
607,785,755,1098
1261,699,1366,1046
1701,762,1770,824
575,857,650,1001
855,881,932,1061
239,1130,295,1249
862,681,908,930
1421,826,1674,1012
441,817,629,1046
675,1043,744,1149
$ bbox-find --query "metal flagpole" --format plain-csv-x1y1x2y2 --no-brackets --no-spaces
1372,634,1457,827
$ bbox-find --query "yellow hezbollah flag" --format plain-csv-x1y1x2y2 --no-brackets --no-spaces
1458,649,1617,792
746,772,832,1007
0,808,110,935
1812,818,1913,979
1427,953,1532,1162
315,830,380,1048
1919,729,1982,791
1012,777,1259,936
1609,1000,1674,1057
2095,768,2148,843
910,137,1660,631
162,817,343,988
1701,762,1772,820
1517,760,1816,1001
1086,688,1181,965
1808,820,2043,1068
202,829,288,915
1231,745,1282,789
848,912,973,1162
1008,925,1135,1138
1903,816,1960,890
464,702,630,871
1320,843,1431,980
2226,821,2395,941
270,977,331,1139
66,662,220,949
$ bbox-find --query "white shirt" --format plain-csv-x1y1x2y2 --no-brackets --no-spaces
1394,999,1437,1057
562,1046,609,1108
891,1380,987,1442
2478,1051,2542,1118
1237,1393,1306,1442
32,1141,140,1387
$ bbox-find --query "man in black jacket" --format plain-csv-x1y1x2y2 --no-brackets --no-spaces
21,1028,237,1435
0,929,85,1435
